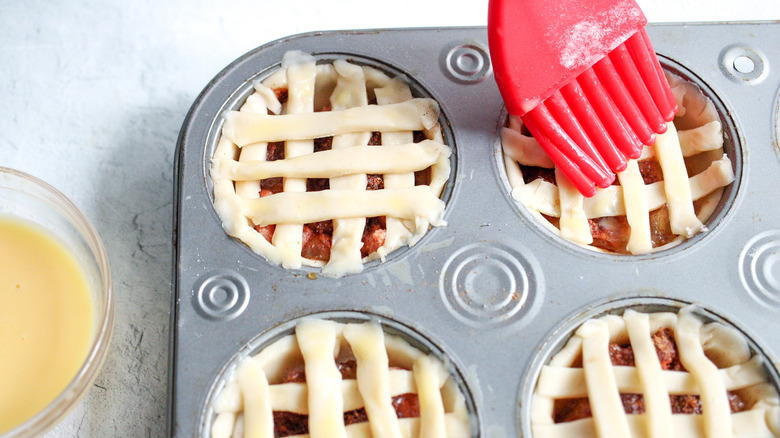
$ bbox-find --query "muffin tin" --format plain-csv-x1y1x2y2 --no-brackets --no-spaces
171,23,780,436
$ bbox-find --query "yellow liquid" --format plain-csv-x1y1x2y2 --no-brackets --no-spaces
0,218,95,433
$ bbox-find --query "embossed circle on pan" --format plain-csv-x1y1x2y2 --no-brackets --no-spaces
739,230,780,309
517,296,780,437
198,310,479,437
494,57,743,259
201,52,457,274
720,44,768,84
439,241,541,328
443,42,492,83
192,269,250,321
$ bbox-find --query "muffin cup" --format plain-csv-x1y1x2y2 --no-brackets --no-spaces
199,310,478,437
496,57,742,258
519,297,780,437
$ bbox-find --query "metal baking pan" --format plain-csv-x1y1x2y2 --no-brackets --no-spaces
171,23,780,436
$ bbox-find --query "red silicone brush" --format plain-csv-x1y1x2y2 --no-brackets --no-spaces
488,0,678,197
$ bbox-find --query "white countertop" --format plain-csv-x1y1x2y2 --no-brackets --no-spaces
2,0,779,436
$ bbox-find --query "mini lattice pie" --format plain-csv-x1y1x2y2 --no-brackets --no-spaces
532,307,780,437
209,319,471,438
501,72,735,254
211,51,451,276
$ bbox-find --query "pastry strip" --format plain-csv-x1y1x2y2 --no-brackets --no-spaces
222,98,440,146
272,52,316,269
536,355,768,398
640,121,723,159
375,78,416,260
297,319,347,438
624,310,673,438
218,141,447,182
501,125,555,168
343,323,403,438
579,320,631,438
236,359,274,438
211,411,238,438
414,355,447,438
556,168,593,245
242,187,446,230
619,160,652,254
323,59,372,276
654,122,703,237
676,309,732,438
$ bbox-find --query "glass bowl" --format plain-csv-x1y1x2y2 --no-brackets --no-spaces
0,167,114,437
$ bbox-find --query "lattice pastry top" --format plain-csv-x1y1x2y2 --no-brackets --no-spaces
532,307,780,438
209,319,471,438
211,51,451,276
501,72,735,254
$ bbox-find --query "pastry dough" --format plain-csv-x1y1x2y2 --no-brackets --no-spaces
502,72,734,254
211,51,451,276
210,319,471,438
532,307,780,438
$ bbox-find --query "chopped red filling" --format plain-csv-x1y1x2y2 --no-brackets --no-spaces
638,160,664,185
649,206,676,248
553,328,748,423
589,216,631,254
301,226,332,262
361,217,387,258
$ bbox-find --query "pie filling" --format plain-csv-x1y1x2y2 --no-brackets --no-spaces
211,51,451,276
502,72,735,254
532,307,780,438
209,319,472,438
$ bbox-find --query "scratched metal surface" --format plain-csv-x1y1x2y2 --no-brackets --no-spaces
171,23,780,436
